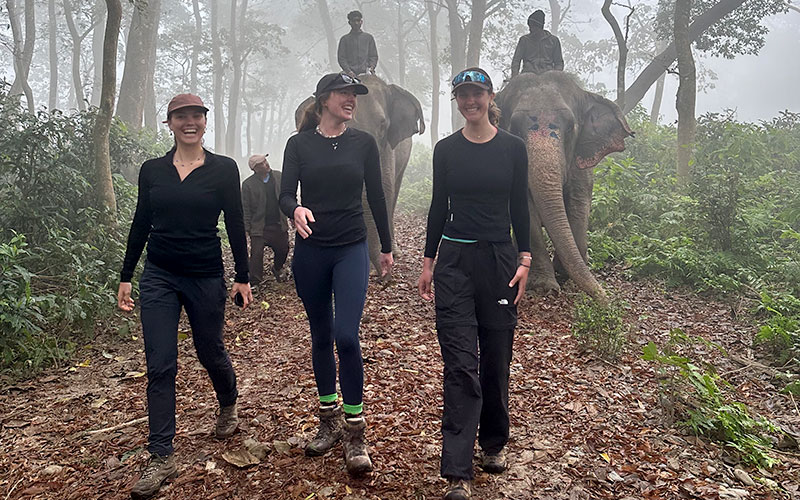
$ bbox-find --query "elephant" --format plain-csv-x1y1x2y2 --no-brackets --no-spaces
295,74,425,277
494,71,634,302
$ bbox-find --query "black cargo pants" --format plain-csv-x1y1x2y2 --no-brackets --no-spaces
433,239,518,480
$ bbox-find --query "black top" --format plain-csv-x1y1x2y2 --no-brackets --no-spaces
424,128,531,258
337,31,379,76
279,127,392,253
120,149,249,283
512,30,564,75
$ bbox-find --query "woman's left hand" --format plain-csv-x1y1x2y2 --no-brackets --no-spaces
230,282,253,309
379,252,394,278
508,265,529,305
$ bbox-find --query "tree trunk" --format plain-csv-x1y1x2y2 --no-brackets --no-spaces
226,0,248,156
63,0,87,111
675,0,696,182
143,32,158,130
548,0,561,35
465,0,487,67
91,0,106,106
48,0,58,111
190,0,202,94
445,0,466,131
210,0,226,152
397,2,405,86
602,0,629,108
94,0,122,225
649,40,667,124
624,0,747,114
117,0,161,130
7,0,35,112
316,0,338,71
427,0,440,145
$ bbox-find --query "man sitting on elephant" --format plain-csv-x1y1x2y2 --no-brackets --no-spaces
338,10,378,78
510,10,564,78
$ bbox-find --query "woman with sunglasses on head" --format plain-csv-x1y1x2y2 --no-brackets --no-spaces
418,68,531,500
118,94,252,499
280,72,393,476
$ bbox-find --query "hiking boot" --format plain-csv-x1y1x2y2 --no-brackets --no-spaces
130,453,177,499
215,402,239,439
443,478,472,500
342,416,373,476
480,449,507,473
273,267,289,283
305,405,344,456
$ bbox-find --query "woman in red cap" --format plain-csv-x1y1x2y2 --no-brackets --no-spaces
280,72,393,476
418,68,531,500
118,93,252,499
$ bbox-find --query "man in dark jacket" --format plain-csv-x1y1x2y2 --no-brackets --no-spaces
337,10,378,77
242,154,289,285
511,10,564,77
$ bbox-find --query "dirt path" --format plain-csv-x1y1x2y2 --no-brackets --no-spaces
2,214,800,500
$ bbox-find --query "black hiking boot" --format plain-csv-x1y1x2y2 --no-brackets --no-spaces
305,405,343,456
443,478,472,500
215,402,239,439
480,448,507,473
342,416,373,476
130,453,177,499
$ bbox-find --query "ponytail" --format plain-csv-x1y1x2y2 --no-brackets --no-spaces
488,100,501,127
298,93,329,132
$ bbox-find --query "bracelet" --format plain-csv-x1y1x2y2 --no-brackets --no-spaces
519,264,530,268
519,255,532,260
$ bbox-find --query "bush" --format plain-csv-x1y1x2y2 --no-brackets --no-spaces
0,84,171,376
571,294,628,360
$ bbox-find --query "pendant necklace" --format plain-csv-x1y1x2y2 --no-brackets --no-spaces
316,125,346,150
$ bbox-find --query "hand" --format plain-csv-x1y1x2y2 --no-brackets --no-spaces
508,264,530,305
118,282,134,311
418,257,435,301
293,207,315,239
230,282,253,309
379,252,393,278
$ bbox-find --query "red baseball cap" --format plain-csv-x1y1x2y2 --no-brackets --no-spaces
163,93,209,122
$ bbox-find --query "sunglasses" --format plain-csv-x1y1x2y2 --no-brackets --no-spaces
339,72,361,84
452,70,490,88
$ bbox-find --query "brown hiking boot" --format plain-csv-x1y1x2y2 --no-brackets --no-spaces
443,478,472,500
342,416,373,476
130,453,177,499
305,405,344,456
215,402,239,439
480,449,507,473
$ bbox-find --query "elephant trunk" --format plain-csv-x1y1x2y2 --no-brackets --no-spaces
529,140,608,304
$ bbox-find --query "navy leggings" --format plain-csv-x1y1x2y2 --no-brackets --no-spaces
292,238,369,409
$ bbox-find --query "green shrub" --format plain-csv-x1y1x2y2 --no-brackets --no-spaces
571,294,627,360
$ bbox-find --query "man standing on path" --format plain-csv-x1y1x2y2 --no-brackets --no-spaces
242,154,289,287
337,10,378,77
510,9,564,78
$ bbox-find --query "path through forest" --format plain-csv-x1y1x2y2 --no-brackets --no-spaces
2,214,800,500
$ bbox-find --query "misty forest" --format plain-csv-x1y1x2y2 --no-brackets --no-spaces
1,0,800,498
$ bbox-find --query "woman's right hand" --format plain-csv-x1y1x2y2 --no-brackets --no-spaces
418,257,435,301
118,282,134,311
293,206,315,239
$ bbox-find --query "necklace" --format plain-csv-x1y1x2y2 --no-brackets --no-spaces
316,125,346,150
174,153,204,168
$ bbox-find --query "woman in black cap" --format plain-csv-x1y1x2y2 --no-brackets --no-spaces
418,68,531,500
280,72,393,476
118,93,252,499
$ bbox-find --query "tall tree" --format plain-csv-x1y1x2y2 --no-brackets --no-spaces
117,0,162,129
316,0,338,71
90,0,106,106
649,39,667,124
190,0,202,94
426,0,441,145
226,0,250,156
602,0,634,108
6,0,35,112
93,0,122,224
48,0,58,111
674,0,695,181
63,0,94,111
209,0,226,152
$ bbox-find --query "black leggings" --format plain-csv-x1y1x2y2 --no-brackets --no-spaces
292,238,369,413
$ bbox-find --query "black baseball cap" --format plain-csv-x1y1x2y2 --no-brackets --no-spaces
314,72,369,98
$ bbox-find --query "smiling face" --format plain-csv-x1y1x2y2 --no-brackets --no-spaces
167,107,207,147
322,88,358,123
455,84,494,125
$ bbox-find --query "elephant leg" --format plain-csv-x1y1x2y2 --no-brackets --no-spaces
554,169,593,279
391,139,413,258
362,192,383,277
527,203,560,295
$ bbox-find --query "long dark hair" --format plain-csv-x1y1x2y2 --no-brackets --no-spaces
298,92,329,132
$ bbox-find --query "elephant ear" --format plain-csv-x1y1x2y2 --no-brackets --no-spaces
294,96,315,130
575,93,634,169
387,84,425,148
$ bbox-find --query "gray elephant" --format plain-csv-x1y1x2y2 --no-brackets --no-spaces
295,75,425,276
495,72,634,302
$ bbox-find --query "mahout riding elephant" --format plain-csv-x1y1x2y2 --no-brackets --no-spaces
495,71,634,302
295,74,425,277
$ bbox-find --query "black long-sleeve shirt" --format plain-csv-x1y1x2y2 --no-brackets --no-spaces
279,127,392,253
337,30,378,76
120,149,249,283
424,128,531,258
